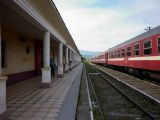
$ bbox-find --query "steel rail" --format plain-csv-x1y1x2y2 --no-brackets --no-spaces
84,65,94,120
85,65,105,120
89,64,156,120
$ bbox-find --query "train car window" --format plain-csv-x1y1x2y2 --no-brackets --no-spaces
111,52,113,58
109,52,111,58
126,46,131,56
110,52,113,58
118,49,120,57
144,40,152,55
109,53,112,58
158,37,160,53
134,43,140,56
114,51,116,58
121,49,125,57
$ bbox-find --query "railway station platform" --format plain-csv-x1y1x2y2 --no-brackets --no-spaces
6,64,83,120
93,64,160,104
76,66,91,120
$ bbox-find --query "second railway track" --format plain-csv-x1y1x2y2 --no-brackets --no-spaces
85,63,160,120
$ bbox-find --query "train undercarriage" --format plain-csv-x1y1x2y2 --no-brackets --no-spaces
97,64,160,81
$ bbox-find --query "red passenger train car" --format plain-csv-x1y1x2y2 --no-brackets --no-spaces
91,25,160,76
91,52,108,66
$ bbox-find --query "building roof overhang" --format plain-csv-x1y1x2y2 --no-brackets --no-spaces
2,0,80,55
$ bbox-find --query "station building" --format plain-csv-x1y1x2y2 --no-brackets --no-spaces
0,0,81,118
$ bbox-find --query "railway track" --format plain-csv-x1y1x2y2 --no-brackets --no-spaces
102,65,160,86
85,63,160,120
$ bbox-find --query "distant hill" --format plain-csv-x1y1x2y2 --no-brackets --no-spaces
80,50,101,59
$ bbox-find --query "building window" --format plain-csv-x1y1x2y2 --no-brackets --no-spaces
144,40,152,55
134,43,140,56
126,46,131,56
117,49,120,57
1,40,7,68
158,37,160,53
121,48,125,57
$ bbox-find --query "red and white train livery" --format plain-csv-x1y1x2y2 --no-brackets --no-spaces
91,25,160,75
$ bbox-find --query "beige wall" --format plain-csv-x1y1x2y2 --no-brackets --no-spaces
2,28,35,75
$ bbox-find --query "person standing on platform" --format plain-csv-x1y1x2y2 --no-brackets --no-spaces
50,58,56,75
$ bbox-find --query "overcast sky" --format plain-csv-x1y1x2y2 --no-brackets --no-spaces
54,0,160,52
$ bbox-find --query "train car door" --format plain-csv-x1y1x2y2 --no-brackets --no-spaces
105,53,108,65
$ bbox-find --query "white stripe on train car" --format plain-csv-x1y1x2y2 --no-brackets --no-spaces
99,59,105,61
128,56,160,61
108,58,124,61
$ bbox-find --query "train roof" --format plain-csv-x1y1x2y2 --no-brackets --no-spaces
108,25,160,52
94,51,107,58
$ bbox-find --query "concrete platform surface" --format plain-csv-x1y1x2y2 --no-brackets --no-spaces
76,66,91,120
6,63,83,120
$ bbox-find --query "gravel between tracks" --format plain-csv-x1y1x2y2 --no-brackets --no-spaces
92,64,160,103
87,63,160,120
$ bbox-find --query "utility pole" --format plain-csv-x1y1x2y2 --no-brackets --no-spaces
144,27,152,31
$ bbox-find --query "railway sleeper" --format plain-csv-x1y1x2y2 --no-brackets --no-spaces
86,64,157,120
106,64,160,81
